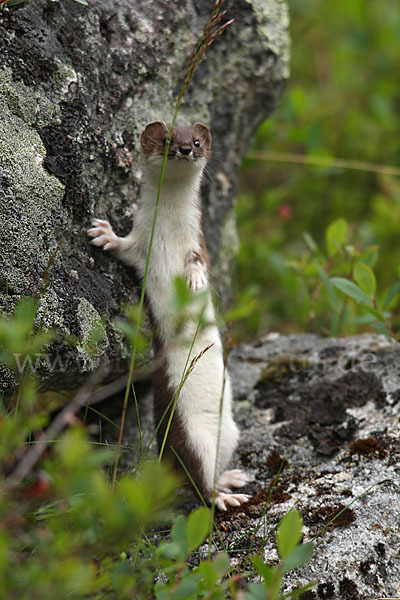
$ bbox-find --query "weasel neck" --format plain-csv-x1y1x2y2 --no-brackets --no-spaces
142,160,205,206
143,179,202,204
134,163,204,257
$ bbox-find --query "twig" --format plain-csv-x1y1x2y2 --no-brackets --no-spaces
247,150,400,178
34,242,62,303
372,297,399,341
86,359,158,408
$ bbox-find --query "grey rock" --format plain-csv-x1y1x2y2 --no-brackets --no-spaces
0,0,289,387
224,333,400,598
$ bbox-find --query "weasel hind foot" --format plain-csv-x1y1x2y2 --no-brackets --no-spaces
212,469,250,511
217,469,249,493
87,219,120,251
215,492,250,512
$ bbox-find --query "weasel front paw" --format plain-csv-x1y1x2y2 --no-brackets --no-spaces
215,492,250,511
88,219,120,251
185,262,208,291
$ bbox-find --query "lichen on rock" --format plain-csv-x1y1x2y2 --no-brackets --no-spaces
75,297,109,370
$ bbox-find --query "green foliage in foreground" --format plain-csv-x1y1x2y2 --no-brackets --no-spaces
0,432,177,599
0,298,314,598
234,0,400,340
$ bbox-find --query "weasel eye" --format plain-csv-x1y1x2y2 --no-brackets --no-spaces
163,137,172,148
193,139,201,148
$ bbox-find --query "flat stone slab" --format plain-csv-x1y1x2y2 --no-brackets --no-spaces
219,333,400,599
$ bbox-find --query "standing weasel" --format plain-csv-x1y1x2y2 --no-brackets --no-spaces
88,121,249,510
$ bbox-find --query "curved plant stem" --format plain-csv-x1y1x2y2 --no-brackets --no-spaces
112,144,170,487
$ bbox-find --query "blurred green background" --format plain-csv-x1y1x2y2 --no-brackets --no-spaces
233,0,400,341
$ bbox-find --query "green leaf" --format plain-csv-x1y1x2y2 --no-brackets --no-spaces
303,231,318,253
316,264,338,309
172,276,192,310
198,560,217,588
246,582,270,600
370,321,392,337
212,553,230,577
111,561,135,589
223,299,259,322
325,218,348,257
361,305,385,323
171,515,187,555
353,262,376,296
277,510,302,560
351,314,377,326
251,556,276,588
186,507,210,552
330,277,373,306
286,260,305,275
383,280,400,309
14,297,36,332
154,584,169,600
344,245,357,257
155,541,182,560
304,263,319,277
283,542,314,573
59,427,89,470
360,245,379,268
172,575,198,599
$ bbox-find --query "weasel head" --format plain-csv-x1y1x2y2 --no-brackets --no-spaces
141,121,211,183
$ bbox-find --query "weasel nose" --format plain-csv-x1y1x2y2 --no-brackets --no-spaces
179,144,192,156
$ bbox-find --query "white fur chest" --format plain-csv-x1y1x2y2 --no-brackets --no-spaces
134,180,202,330
136,181,200,270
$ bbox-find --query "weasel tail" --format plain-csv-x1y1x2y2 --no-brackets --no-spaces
88,121,249,510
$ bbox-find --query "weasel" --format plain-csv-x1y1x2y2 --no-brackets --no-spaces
88,121,249,510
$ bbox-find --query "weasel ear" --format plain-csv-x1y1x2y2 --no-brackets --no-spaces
141,121,169,153
193,123,212,148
